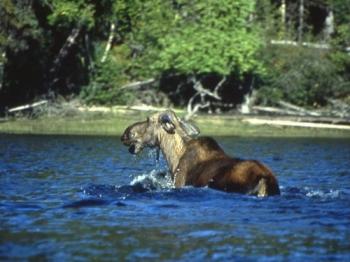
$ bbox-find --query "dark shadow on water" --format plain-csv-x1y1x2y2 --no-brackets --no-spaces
62,182,347,209
62,198,109,208
62,183,154,208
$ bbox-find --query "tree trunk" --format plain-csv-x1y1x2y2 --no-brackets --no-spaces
0,52,5,91
101,23,116,63
83,33,94,71
324,9,334,42
298,0,304,44
48,25,82,96
280,0,286,38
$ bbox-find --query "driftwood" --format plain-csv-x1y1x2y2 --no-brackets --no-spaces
277,100,321,116
327,99,350,118
271,40,350,54
243,118,350,130
185,77,226,120
7,100,48,114
186,98,210,121
191,76,224,101
252,106,297,115
120,78,156,90
270,40,330,50
253,100,326,117
243,115,350,125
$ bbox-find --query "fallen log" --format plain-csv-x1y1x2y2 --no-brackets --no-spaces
270,40,330,50
277,100,321,116
252,106,298,115
8,100,48,114
243,118,350,130
120,78,156,90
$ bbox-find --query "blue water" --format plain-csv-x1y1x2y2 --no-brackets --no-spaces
0,134,350,261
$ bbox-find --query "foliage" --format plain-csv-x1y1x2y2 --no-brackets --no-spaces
328,0,350,88
1,0,350,112
0,0,46,110
0,0,43,54
130,0,263,77
258,45,349,107
47,0,95,29
80,44,133,105
79,64,130,106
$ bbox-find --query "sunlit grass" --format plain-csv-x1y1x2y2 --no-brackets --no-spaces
1,110,349,138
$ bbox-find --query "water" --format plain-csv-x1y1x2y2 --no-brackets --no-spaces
0,134,350,261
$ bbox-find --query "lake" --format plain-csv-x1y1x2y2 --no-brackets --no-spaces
0,134,349,261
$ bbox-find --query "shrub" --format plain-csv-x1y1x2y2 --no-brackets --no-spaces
257,45,350,107
80,44,135,105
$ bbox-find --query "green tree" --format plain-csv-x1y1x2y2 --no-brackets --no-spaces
118,0,264,111
327,0,350,82
156,1,262,76
0,0,45,110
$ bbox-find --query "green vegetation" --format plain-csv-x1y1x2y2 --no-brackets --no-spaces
257,46,349,106
1,109,349,138
0,0,349,112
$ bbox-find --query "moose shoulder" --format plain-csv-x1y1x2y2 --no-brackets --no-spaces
121,110,280,197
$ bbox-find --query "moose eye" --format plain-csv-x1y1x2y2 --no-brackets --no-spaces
130,132,136,138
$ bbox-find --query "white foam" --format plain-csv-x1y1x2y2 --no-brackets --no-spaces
130,169,174,190
305,188,340,199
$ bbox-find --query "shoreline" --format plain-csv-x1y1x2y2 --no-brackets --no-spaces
1,107,350,138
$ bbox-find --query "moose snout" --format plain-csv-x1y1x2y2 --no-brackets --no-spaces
121,129,131,145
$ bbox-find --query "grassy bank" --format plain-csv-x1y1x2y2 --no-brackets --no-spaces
1,108,350,138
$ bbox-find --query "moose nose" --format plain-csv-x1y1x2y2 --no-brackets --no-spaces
121,131,129,143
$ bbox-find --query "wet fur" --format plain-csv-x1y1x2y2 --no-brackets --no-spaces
121,111,280,196
175,137,280,196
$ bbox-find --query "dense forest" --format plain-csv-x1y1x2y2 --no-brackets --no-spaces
0,0,349,115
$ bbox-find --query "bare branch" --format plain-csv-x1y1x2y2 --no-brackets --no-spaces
185,76,227,120
185,96,210,121
191,78,220,100
187,93,199,114
213,76,226,95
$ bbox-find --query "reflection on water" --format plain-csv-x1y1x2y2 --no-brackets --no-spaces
0,134,350,260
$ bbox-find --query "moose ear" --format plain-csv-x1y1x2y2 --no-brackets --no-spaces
179,119,200,137
160,113,176,134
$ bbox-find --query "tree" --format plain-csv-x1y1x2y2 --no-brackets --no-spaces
0,0,121,110
0,0,45,110
124,0,264,115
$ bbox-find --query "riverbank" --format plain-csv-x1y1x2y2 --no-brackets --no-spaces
1,105,350,138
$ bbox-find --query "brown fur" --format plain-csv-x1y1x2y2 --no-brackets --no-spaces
121,110,280,196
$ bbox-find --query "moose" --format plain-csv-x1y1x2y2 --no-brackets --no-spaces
121,110,280,196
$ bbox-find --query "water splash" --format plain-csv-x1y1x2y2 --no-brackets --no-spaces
305,187,341,199
127,147,172,191
130,169,174,191
282,186,343,201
